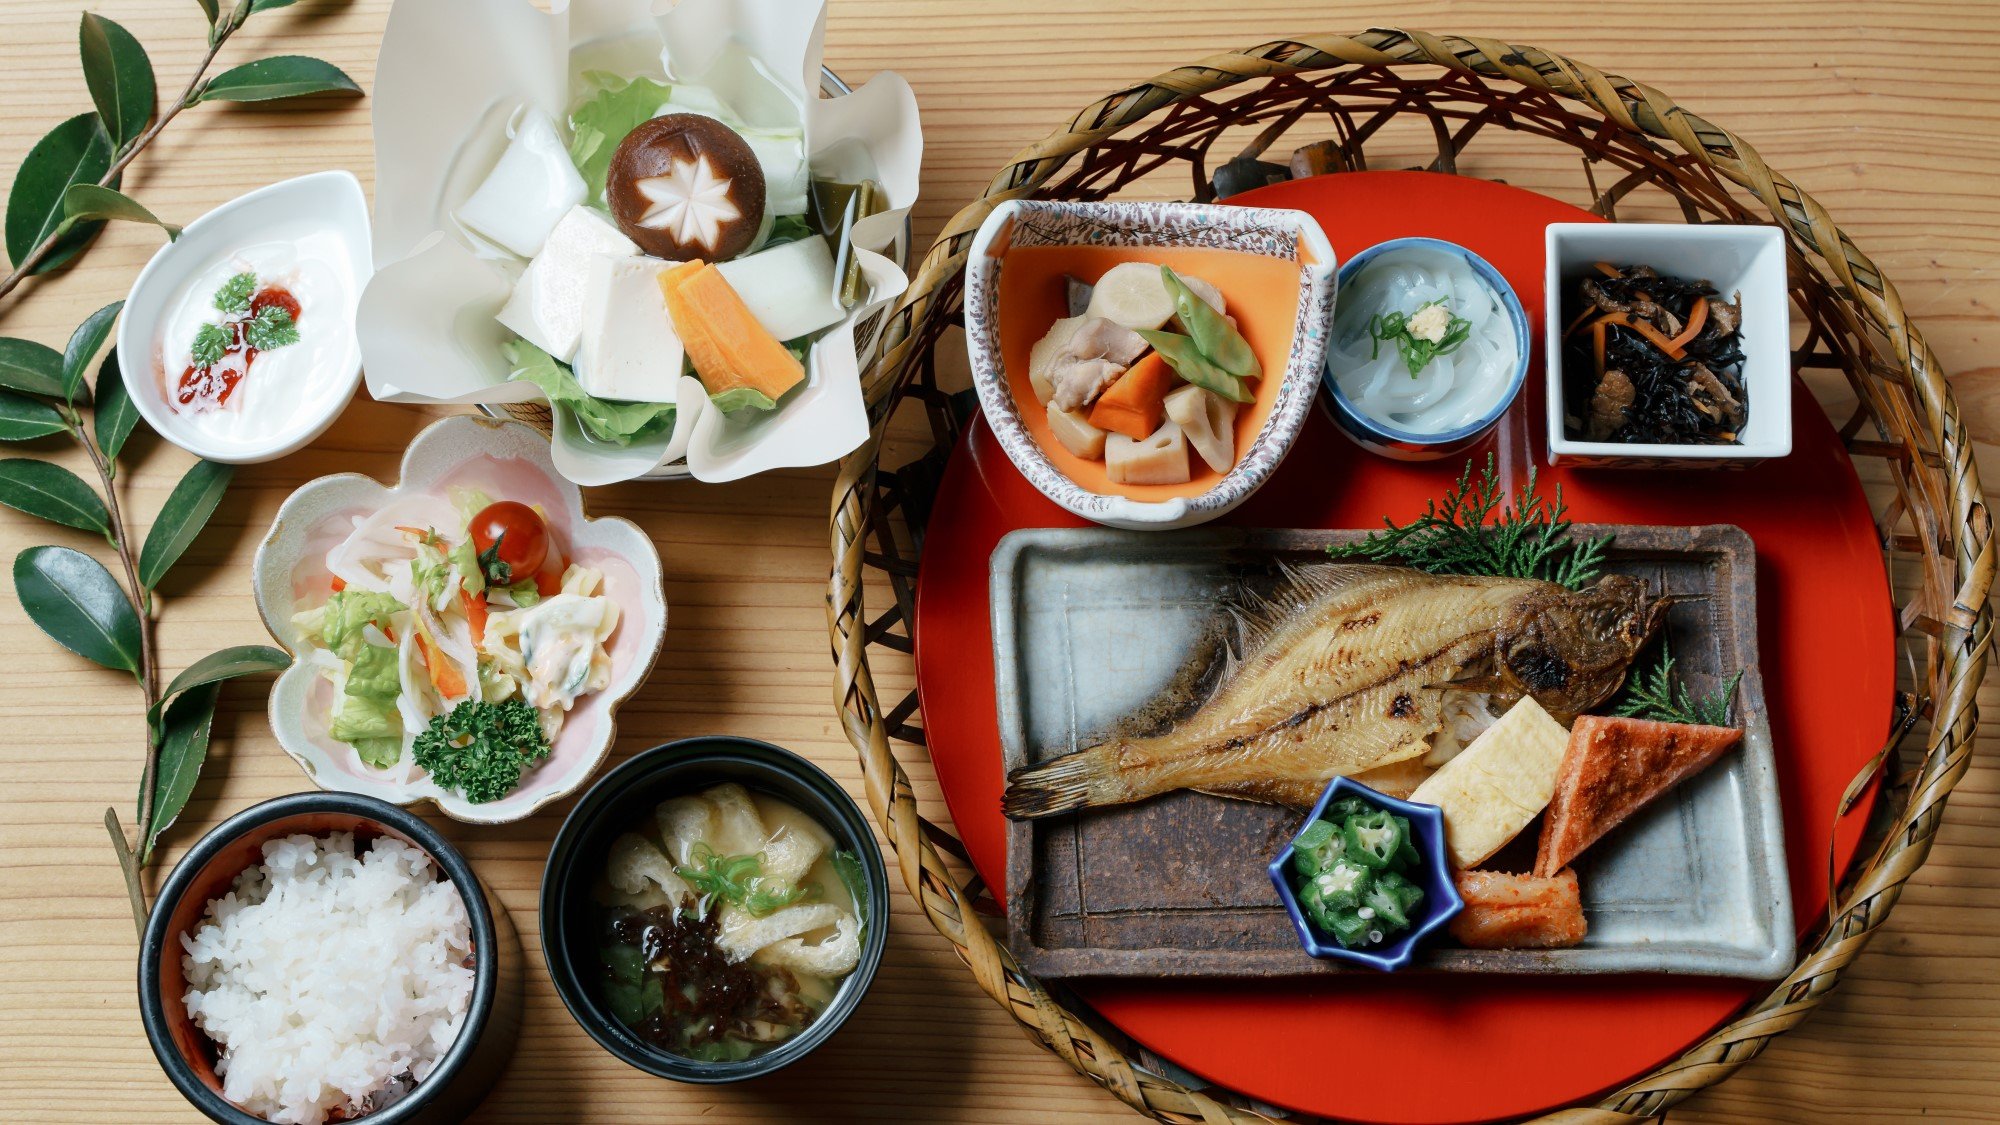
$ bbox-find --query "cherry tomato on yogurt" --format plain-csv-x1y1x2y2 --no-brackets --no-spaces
470,501,550,584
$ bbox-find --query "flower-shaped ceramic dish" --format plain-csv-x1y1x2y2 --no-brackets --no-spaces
1321,236,1530,461
963,199,1337,531
251,414,667,824
118,171,372,464
1267,776,1464,972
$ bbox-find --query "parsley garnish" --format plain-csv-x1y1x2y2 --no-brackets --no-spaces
1611,642,1742,726
214,271,257,314
1328,453,1611,590
676,845,809,917
190,323,231,369
245,304,299,351
411,697,551,803
1368,299,1472,377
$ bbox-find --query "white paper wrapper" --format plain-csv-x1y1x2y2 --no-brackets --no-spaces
363,0,922,484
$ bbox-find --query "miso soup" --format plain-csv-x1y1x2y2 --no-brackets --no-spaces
593,783,868,1061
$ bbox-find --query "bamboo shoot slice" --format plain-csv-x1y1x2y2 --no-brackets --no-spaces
1048,404,1108,459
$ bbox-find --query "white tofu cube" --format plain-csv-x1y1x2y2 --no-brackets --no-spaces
455,108,587,259
495,206,639,361
714,234,842,343
575,254,686,403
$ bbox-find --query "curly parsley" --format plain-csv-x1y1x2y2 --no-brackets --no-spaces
411,697,551,803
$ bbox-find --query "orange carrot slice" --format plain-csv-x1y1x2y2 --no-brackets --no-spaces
1088,353,1178,440
414,631,467,699
1668,297,1709,351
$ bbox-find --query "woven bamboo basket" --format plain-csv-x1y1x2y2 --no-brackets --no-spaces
825,28,1994,1122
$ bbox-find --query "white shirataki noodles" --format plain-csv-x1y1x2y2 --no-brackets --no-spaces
180,833,474,1125
1328,246,1518,435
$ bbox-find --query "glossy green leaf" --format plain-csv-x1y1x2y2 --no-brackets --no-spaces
62,300,122,403
13,545,140,673
143,681,219,862
1135,329,1253,403
195,0,219,25
138,458,232,588
197,56,362,103
0,338,64,398
61,185,179,241
0,390,67,441
94,348,141,459
156,643,289,715
5,112,114,274
250,0,306,11
0,458,109,533
79,14,155,150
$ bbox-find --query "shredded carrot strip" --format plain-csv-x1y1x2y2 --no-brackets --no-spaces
414,631,467,699
1591,321,1607,377
1592,261,1620,279
1668,297,1709,351
460,588,488,646
1599,312,1685,359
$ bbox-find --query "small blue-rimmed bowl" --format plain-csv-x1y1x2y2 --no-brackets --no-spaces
1320,237,1530,461
1267,776,1464,971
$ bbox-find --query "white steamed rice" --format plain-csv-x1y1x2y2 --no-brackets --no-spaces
180,832,475,1125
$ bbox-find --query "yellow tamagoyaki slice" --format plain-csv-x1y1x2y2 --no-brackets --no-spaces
1410,695,1570,868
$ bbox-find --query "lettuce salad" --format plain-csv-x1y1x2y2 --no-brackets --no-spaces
292,488,621,801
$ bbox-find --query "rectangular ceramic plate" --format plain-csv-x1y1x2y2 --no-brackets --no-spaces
993,526,1793,978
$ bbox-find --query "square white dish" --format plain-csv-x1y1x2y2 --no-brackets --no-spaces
1544,222,1790,467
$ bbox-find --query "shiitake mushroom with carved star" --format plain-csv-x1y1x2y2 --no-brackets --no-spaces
605,114,767,261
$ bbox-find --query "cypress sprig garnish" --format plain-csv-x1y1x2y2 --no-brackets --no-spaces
1611,642,1743,727
1327,454,1612,590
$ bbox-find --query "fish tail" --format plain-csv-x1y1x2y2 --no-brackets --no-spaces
1002,744,1134,819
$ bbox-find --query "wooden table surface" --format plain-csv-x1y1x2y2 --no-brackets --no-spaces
2,1,1995,1121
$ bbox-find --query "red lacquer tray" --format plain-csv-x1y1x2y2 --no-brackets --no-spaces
910,172,1894,1124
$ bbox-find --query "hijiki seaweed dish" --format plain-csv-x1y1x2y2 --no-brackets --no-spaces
1562,262,1748,445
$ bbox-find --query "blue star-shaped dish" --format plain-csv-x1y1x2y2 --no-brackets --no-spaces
1267,776,1464,971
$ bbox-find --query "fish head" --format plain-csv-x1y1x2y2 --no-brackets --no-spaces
1497,575,1671,716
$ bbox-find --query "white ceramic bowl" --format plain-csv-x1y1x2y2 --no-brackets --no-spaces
1544,222,1790,467
118,171,373,464
251,415,667,825
963,199,1337,530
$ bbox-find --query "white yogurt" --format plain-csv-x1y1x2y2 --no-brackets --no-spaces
1329,246,1519,435
154,233,358,456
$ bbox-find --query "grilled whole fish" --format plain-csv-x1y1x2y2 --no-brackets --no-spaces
1001,564,1668,819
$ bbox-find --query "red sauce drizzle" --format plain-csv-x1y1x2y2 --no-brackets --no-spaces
174,284,301,411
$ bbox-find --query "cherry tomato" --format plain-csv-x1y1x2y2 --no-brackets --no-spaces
470,501,549,582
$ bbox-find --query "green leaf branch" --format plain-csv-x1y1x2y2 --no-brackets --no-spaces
0,304,290,932
1,2,361,303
